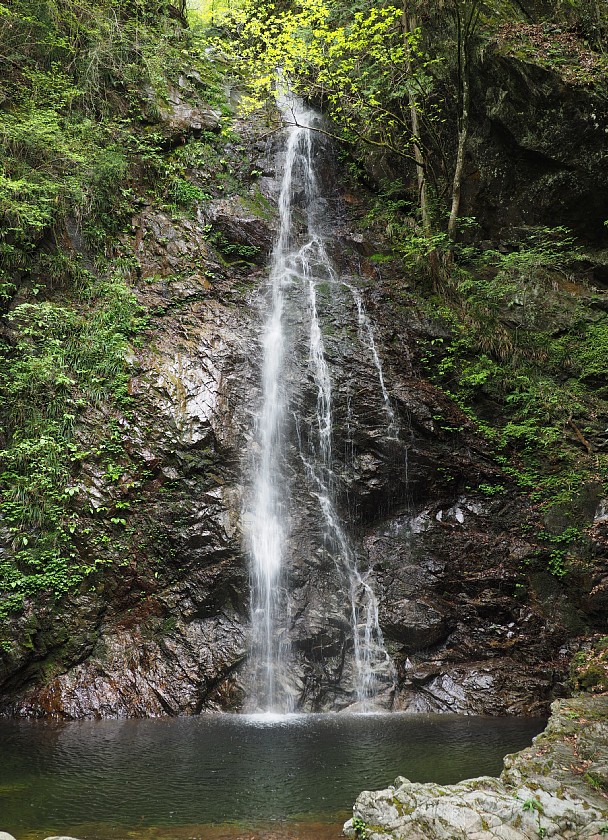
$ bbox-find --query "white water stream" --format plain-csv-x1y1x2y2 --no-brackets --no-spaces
245,97,395,712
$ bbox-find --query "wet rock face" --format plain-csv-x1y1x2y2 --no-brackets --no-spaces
362,497,565,715
0,141,577,717
210,196,275,265
0,176,263,716
14,613,247,718
0,193,579,718
344,694,608,840
0,84,603,718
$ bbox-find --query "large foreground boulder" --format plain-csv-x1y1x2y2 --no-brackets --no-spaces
345,694,608,839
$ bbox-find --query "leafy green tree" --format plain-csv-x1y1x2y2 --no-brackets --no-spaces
220,0,439,221
217,0,489,250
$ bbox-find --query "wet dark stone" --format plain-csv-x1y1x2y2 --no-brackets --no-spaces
1,65,606,719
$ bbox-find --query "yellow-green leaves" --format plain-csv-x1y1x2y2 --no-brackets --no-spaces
219,0,403,107
215,0,430,167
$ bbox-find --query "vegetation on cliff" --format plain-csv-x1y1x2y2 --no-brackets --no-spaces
0,0,231,615
209,0,608,591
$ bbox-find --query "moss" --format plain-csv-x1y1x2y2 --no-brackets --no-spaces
584,772,608,792
570,636,608,694
579,665,608,691
161,616,178,636
392,797,415,817
240,187,275,220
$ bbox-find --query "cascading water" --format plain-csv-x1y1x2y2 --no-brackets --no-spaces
245,95,396,713
347,284,399,439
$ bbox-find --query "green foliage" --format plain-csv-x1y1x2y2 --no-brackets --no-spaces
351,816,369,839
0,0,228,614
577,322,608,379
203,225,260,263
214,0,607,247
478,482,506,496
165,176,212,211
570,637,608,694
413,223,608,579
216,0,436,170
533,519,589,580
521,796,545,838
0,273,146,614
0,0,229,262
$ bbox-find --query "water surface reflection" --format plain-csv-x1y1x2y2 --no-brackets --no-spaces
0,712,545,839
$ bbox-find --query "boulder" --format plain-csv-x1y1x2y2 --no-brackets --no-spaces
345,694,608,840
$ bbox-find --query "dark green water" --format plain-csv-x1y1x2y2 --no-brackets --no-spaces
0,712,545,840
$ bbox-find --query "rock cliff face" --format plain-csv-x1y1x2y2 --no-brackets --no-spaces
466,52,608,245
0,47,607,717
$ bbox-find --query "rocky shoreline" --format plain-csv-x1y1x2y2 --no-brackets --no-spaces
344,694,608,839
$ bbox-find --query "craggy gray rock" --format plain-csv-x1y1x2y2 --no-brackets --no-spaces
0,835,84,840
344,694,608,839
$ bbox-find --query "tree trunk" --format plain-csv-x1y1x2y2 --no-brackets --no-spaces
168,1,188,26
447,0,479,242
402,5,431,236
447,14,469,241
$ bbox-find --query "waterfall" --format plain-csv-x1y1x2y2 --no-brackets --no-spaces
245,95,395,713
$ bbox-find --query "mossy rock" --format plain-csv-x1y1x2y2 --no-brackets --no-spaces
571,636,608,693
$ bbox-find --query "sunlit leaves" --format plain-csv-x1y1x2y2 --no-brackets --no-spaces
217,0,430,161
